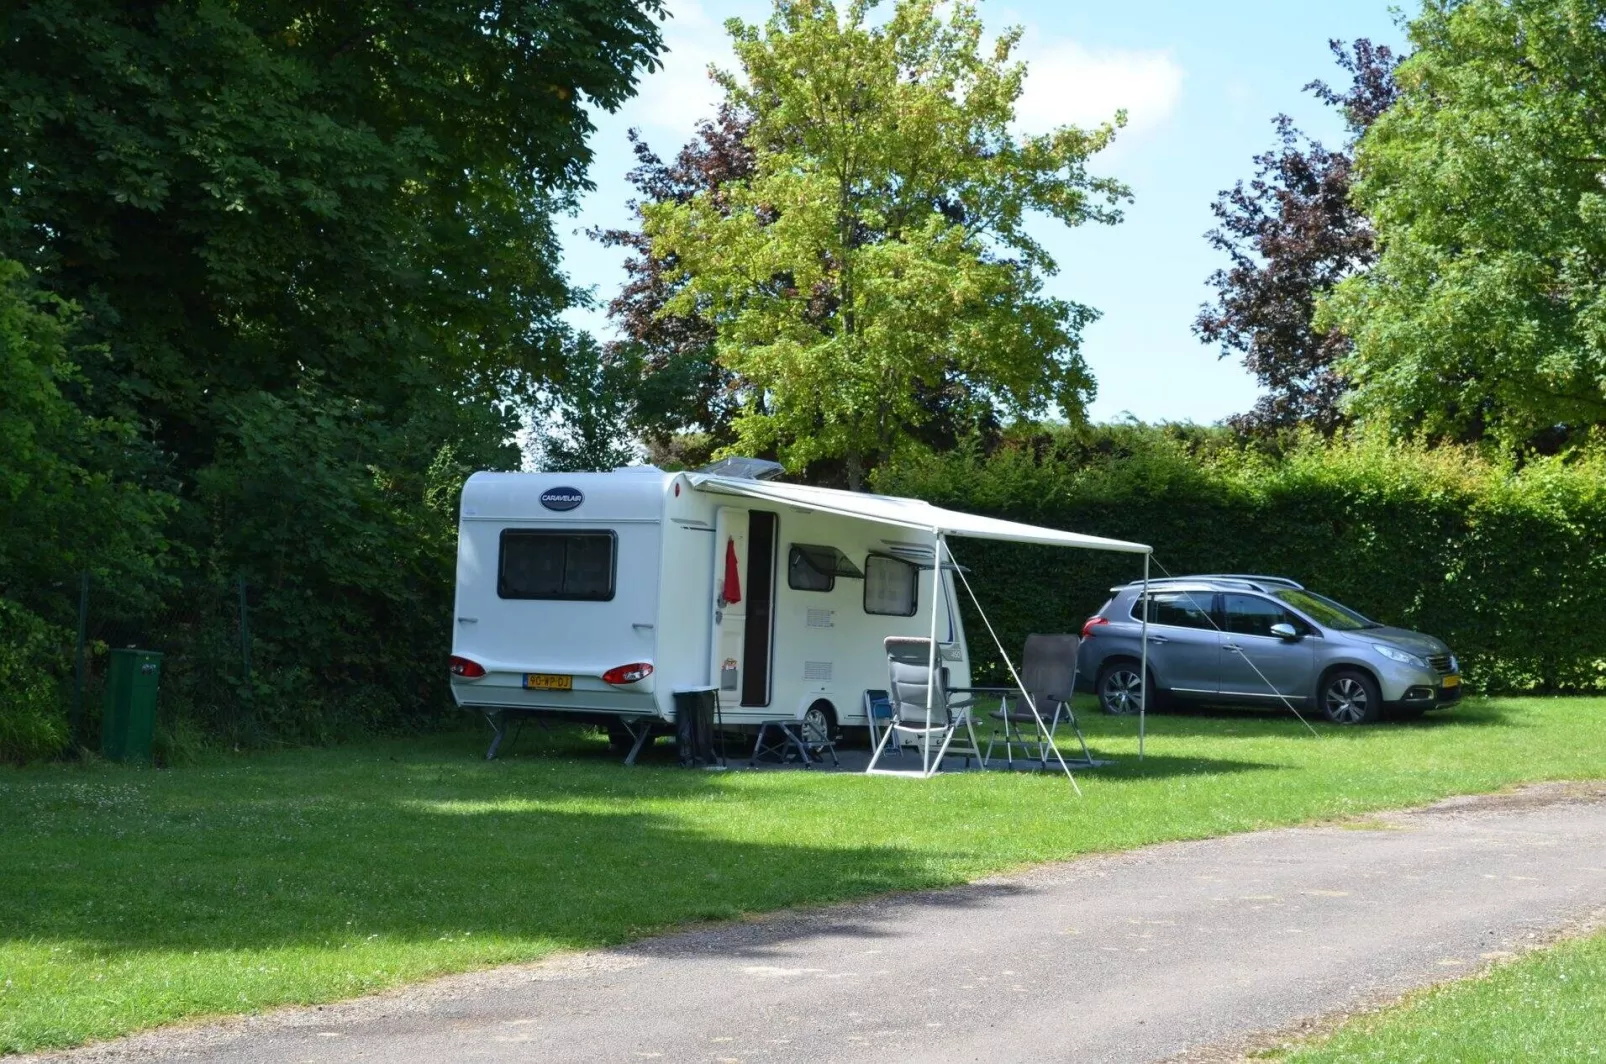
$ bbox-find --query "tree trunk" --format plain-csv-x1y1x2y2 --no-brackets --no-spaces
845,450,864,492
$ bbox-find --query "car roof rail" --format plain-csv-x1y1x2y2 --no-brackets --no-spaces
1110,574,1305,594
1109,580,1238,595
1185,574,1305,590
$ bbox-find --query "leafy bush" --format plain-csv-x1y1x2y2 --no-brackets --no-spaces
878,425,1606,693
0,601,69,763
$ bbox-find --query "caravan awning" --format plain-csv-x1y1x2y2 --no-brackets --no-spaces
687,474,1150,555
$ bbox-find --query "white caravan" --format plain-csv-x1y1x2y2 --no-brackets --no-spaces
449,464,1150,756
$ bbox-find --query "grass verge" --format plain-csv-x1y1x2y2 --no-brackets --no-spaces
2,696,1605,1053
1274,928,1606,1063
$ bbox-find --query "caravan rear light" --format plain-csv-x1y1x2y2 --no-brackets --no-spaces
602,662,654,685
1080,616,1109,639
449,655,486,679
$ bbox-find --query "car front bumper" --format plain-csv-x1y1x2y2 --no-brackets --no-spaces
1378,659,1462,707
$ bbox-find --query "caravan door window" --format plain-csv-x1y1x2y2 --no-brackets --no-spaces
863,554,918,616
498,530,616,601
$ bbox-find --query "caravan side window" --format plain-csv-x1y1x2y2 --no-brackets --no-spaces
498,530,616,601
787,546,835,592
787,544,862,592
863,554,918,616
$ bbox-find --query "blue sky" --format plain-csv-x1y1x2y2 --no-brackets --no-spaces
558,0,1409,425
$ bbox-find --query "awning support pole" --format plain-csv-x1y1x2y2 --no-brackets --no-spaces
1139,551,1150,761
923,530,944,778
946,544,1081,795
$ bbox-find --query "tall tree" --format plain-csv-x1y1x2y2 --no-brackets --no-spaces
593,106,756,466
535,332,642,473
1,1,667,447
1323,0,1606,450
0,1,667,741
0,257,173,757
644,0,1128,489
1196,40,1400,435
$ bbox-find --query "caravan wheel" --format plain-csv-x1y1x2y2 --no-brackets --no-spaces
802,702,835,744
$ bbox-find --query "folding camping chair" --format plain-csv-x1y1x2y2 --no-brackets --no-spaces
983,633,1106,770
866,637,983,776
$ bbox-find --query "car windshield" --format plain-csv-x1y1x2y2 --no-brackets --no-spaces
1270,588,1379,630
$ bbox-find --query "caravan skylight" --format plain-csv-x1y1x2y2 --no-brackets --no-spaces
699,457,786,481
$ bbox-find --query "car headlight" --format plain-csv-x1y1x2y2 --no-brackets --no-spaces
1449,654,1460,673
1374,644,1428,669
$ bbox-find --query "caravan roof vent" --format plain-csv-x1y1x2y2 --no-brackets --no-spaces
699,457,786,481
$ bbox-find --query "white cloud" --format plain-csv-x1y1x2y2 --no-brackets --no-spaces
625,0,740,140
1014,39,1184,138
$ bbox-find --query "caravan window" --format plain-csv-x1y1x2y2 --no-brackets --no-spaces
863,555,918,616
787,544,863,592
498,530,616,601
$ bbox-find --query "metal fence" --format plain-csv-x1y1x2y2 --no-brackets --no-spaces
67,572,256,747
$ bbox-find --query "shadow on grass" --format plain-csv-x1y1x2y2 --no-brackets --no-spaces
0,728,1276,961
1091,700,1519,739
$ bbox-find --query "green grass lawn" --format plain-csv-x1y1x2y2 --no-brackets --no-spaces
3,696,1605,1054
1275,929,1606,1063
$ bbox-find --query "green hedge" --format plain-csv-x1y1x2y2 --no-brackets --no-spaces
877,426,1606,693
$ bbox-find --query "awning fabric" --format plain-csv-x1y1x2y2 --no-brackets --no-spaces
687,474,1150,555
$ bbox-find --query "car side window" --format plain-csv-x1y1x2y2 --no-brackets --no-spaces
1131,591,1215,630
1223,594,1303,637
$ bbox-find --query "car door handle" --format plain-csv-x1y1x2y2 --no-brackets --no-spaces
1224,643,1242,651
1148,635,1169,644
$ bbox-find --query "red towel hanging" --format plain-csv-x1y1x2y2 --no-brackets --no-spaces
723,537,743,605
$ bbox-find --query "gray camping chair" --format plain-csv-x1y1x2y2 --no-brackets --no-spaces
866,637,983,776
984,634,1106,770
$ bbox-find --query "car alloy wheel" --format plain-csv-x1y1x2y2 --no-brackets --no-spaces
1099,665,1145,715
1321,672,1380,725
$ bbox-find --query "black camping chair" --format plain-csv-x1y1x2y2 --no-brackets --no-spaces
984,633,1106,769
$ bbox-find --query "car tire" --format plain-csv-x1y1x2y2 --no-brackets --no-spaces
1097,660,1150,715
1319,669,1382,725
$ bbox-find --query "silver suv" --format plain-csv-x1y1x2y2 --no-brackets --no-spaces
1076,575,1461,725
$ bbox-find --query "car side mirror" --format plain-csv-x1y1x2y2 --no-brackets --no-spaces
1270,622,1300,641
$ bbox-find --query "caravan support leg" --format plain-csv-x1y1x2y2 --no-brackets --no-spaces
622,719,655,766
484,711,507,760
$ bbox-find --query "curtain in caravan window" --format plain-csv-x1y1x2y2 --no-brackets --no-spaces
864,555,918,616
498,530,616,601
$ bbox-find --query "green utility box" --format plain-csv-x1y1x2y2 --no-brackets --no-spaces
101,649,163,763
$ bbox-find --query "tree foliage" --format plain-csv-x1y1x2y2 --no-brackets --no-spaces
644,0,1128,488
1324,0,1606,450
1196,40,1399,435
0,1,667,753
535,332,642,473
593,107,756,466
880,421,1606,695
0,258,173,759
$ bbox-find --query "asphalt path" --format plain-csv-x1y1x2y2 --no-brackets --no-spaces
33,784,1606,1064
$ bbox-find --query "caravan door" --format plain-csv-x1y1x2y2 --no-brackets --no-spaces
711,508,778,707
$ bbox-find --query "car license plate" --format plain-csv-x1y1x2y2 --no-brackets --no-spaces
524,673,572,691
1442,674,1460,689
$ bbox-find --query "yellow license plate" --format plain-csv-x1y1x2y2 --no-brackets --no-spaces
1442,674,1460,689
524,673,572,691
